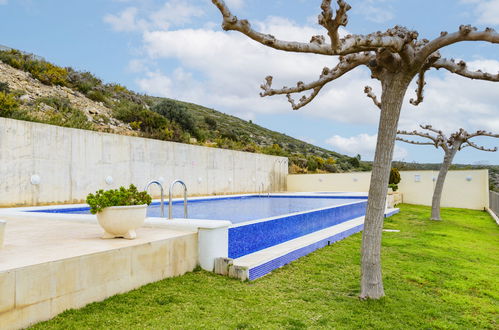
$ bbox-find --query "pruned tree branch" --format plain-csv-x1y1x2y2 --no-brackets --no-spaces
212,0,334,55
398,125,498,154
364,86,381,109
466,130,499,139
395,136,435,146
397,128,439,144
286,87,323,110
420,124,443,135
260,52,372,110
417,26,499,64
409,70,427,106
461,140,498,152
212,0,416,56
318,0,351,51
432,57,499,81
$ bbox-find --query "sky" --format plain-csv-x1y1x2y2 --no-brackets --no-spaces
0,0,498,165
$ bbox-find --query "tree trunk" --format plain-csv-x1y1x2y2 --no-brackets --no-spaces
360,76,410,299
430,149,457,220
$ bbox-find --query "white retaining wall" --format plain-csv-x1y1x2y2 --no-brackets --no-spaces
0,118,288,206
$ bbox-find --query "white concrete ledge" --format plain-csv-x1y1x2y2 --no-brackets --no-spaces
144,217,231,230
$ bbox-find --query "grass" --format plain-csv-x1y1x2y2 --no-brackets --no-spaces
33,204,498,329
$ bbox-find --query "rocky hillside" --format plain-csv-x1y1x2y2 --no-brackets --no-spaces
0,47,370,174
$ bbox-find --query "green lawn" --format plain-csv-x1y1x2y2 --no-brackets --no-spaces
34,204,498,329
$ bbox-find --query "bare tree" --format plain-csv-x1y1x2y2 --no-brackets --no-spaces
211,0,499,299
397,126,498,220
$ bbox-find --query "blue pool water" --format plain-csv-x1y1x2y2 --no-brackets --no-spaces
30,195,366,224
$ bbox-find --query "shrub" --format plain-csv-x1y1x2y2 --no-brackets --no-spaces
0,82,10,93
347,156,360,168
87,90,107,104
36,96,92,129
389,168,401,191
113,100,168,133
35,63,69,86
389,168,401,185
204,116,217,129
0,91,20,116
152,100,197,134
67,69,102,94
86,184,152,214
307,158,318,172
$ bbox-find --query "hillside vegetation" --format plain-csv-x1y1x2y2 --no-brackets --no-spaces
0,47,370,174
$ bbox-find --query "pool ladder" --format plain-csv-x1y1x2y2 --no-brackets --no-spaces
144,180,165,217
169,179,188,219
144,179,188,219
259,182,270,197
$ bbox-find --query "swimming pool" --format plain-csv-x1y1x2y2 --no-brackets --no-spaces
31,195,365,224
28,194,368,259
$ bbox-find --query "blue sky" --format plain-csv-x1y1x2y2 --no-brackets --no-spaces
1,0,498,164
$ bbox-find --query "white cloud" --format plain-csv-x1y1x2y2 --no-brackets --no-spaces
136,71,173,97
0,0,7,5
103,0,204,32
355,0,394,24
398,59,499,134
149,0,204,29
326,134,408,160
225,0,245,10
326,133,408,161
103,7,146,32
462,0,499,25
135,17,379,124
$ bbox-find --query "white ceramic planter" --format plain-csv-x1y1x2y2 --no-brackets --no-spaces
96,204,147,239
0,220,6,248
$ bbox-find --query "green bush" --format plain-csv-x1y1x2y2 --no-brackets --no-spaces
153,100,196,134
87,90,108,104
66,69,102,94
389,168,401,184
204,116,217,129
0,82,10,93
36,96,92,129
307,158,318,172
113,100,168,133
389,168,401,191
86,184,152,214
0,91,20,116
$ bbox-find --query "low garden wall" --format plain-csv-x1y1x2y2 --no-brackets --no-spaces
287,170,489,210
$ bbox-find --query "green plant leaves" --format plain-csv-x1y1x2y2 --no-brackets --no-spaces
86,184,152,214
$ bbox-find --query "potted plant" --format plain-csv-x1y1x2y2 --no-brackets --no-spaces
86,184,152,239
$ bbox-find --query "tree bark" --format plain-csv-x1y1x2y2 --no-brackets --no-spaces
430,149,457,220
360,75,410,299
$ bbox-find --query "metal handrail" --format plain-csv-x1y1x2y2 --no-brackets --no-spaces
169,180,188,219
144,180,164,217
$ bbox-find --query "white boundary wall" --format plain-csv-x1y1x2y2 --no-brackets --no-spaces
0,118,288,206
287,169,489,210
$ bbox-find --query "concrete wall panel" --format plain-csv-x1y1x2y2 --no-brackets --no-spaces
0,118,288,206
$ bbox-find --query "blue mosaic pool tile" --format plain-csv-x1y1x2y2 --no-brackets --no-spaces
384,208,400,217
248,224,364,280
229,201,367,258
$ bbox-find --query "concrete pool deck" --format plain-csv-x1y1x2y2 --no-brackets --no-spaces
0,216,198,329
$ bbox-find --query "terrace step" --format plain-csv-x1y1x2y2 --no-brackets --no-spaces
216,208,399,281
